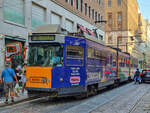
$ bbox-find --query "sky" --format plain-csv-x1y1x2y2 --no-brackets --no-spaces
137,0,150,21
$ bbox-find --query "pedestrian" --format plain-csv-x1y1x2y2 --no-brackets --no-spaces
14,66,21,97
0,62,18,104
134,68,141,84
21,63,26,94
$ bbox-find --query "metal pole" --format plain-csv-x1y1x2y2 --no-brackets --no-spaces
129,54,131,78
116,37,119,81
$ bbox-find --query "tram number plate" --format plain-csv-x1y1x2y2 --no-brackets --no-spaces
30,77,44,83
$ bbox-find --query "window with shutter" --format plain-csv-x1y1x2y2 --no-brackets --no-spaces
32,3,46,28
4,0,25,25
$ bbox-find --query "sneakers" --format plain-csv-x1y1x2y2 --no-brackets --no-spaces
11,97,14,102
5,100,8,104
4,98,14,104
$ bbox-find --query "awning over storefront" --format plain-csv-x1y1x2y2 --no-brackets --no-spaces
5,36,26,42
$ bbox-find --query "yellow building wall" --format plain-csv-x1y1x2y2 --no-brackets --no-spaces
104,0,128,31
138,13,147,41
104,0,139,54
105,0,138,33
127,0,139,35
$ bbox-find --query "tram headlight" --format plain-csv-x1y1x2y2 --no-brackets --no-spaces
42,78,47,83
60,77,63,82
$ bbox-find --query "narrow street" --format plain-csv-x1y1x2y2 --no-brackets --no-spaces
1,82,150,113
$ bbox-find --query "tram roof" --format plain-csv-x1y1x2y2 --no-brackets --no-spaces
32,24,64,34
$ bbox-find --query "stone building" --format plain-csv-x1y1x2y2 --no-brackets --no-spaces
104,0,139,53
104,0,147,68
0,0,105,72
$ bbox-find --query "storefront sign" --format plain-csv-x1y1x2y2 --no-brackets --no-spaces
6,42,22,58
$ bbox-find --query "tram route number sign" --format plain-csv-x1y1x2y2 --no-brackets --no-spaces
31,35,55,41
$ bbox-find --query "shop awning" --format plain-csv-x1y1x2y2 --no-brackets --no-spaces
5,36,26,42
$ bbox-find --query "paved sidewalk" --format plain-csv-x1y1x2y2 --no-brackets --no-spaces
0,90,28,107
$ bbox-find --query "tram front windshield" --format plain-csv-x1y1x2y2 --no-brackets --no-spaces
28,44,63,67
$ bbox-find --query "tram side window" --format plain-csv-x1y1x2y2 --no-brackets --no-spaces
66,45,84,66
113,55,116,66
66,45,84,58
88,48,94,58
110,55,113,65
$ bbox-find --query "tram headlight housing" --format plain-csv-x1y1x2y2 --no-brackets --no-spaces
60,77,63,82
42,78,47,83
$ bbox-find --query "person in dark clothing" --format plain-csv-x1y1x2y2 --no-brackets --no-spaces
14,67,21,97
15,67,21,81
134,68,141,84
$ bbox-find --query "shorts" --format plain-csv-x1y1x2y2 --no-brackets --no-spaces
4,82,14,93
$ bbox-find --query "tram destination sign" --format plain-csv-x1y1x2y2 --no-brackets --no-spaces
31,35,55,41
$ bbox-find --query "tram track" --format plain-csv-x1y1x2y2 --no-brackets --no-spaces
1,82,144,113
0,80,131,109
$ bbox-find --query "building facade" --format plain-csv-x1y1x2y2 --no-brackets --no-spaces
104,0,138,52
0,0,105,72
104,0,147,68
143,19,150,68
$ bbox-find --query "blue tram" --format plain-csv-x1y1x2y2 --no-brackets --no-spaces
26,26,138,97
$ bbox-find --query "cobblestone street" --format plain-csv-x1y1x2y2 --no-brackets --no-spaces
1,82,150,113
91,83,150,113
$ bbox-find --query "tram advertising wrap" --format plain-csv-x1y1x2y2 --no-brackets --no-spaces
26,31,138,97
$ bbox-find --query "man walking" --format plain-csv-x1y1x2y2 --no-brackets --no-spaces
0,62,18,104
